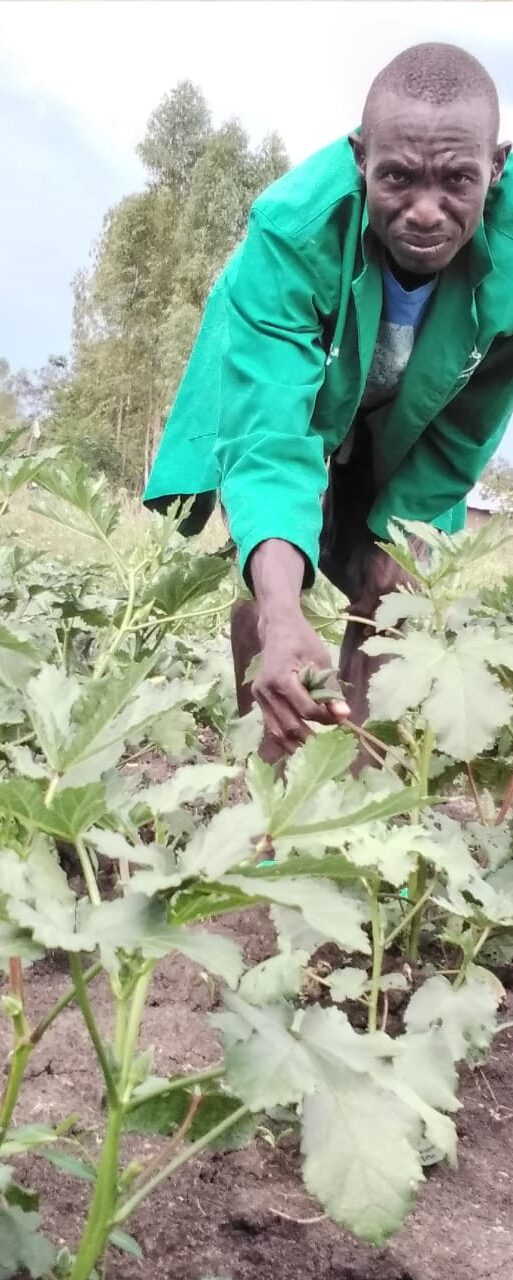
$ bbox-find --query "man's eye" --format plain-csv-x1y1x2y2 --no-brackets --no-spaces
447,173,474,186
385,171,412,185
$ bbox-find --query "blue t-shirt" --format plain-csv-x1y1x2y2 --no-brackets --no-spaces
362,264,437,410
335,263,437,464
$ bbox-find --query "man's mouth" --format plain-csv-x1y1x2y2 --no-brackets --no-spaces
397,235,449,257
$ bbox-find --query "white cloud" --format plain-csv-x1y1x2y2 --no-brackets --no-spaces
1,1,512,165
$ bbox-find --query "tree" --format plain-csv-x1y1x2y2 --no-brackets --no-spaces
480,457,513,516
137,80,212,197
0,359,22,430
49,83,289,492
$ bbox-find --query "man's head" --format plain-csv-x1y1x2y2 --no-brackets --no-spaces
350,43,510,275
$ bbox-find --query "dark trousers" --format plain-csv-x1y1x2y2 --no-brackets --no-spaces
319,415,377,600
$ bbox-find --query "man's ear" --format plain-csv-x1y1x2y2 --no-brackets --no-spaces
490,140,511,186
348,130,367,176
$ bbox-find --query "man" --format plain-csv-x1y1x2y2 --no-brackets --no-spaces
145,42,513,759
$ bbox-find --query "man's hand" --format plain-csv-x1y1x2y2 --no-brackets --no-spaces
254,612,349,754
249,538,349,755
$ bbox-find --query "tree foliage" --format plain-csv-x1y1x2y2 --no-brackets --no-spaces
42,80,289,491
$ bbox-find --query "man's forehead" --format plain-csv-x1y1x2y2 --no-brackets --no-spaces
364,93,492,155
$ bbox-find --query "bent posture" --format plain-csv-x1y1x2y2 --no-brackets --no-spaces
145,42,513,759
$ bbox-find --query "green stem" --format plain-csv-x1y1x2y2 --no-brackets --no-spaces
0,497,9,517
407,724,435,962
454,925,491,989
113,1104,250,1227
125,1064,224,1114
0,1018,30,1142
69,956,118,1109
69,1104,124,1280
94,569,136,680
44,774,60,807
119,967,154,1100
368,888,384,1034
29,960,102,1046
407,857,428,963
385,885,434,949
74,836,101,906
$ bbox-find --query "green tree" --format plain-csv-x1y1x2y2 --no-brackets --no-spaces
480,456,513,516
50,83,289,491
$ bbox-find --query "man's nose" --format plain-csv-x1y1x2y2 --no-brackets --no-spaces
405,193,444,231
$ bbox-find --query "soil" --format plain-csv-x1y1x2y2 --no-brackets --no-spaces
2,744,513,1280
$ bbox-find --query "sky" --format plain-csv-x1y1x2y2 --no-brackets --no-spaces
1,0,513,454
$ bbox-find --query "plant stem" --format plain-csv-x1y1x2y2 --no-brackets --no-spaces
74,836,101,906
368,889,384,1034
119,966,154,1100
467,763,487,826
69,956,118,1108
0,1017,30,1141
113,1104,250,1227
344,720,417,776
0,960,30,1141
44,774,60,807
385,884,434,949
29,960,102,1046
407,724,435,962
94,569,136,680
69,1103,124,1280
495,769,513,826
124,1064,224,1114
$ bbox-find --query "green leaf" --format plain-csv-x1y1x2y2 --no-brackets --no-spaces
226,705,264,761
0,777,108,842
109,1229,143,1259
271,905,326,956
366,628,513,761
0,1204,55,1279
42,1150,95,1181
139,763,240,815
326,968,368,1001
364,632,445,720
26,665,81,769
301,1075,423,1241
213,994,319,1109
268,731,356,836
179,802,265,878
34,459,119,540
222,874,371,953
394,1027,459,1114
238,951,309,1004
146,552,231,619
374,591,434,631
124,1088,188,1134
2,1124,58,1157
0,623,39,690
405,975,498,1063
282,784,425,840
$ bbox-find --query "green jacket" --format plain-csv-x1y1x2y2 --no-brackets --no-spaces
145,137,513,578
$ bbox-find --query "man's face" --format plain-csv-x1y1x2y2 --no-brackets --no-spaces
351,94,509,274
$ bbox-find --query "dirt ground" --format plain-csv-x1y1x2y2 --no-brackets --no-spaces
2,896,513,1280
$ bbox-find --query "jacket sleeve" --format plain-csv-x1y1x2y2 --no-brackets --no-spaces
368,336,513,537
215,208,329,585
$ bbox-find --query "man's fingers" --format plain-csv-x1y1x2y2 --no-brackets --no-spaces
286,674,347,725
255,688,313,753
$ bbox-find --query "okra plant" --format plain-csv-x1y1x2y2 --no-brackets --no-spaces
0,433,513,1275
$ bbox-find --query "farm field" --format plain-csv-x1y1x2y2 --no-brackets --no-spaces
1,444,513,1280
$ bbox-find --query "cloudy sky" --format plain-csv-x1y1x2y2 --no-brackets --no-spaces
1,0,513,453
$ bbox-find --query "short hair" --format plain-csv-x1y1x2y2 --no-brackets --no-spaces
362,43,499,146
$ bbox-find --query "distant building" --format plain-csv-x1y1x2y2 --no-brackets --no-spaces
466,484,503,530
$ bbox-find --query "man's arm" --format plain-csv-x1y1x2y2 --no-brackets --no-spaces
215,205,348,748
216,205,335,585
249,539,349,754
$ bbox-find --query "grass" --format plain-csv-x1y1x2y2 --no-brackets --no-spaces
1,489,228,561
3,488,512,589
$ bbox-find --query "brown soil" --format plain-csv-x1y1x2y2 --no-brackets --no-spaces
2,908,513,1280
